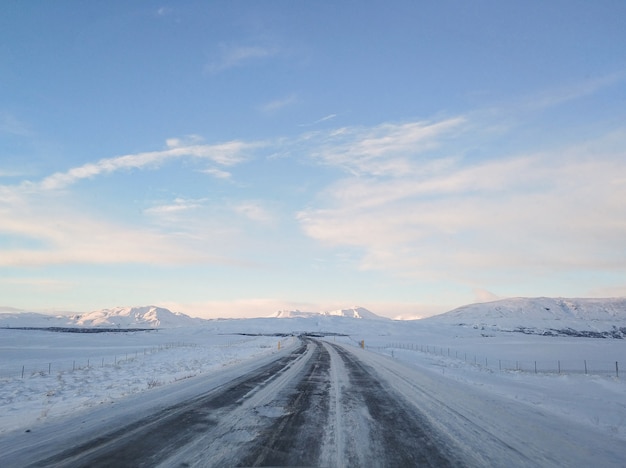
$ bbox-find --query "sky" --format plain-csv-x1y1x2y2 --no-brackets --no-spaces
1,1,626,319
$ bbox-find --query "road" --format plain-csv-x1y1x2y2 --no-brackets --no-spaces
2,337,624,467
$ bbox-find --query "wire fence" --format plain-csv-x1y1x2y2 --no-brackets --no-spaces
1,336,292,381
0,342,198,380
369,342,620,378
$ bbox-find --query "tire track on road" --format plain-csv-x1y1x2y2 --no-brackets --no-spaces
239,338,331,467
328,342,461,467
33,341,312,468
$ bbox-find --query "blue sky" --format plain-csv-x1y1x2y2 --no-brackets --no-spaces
1,1,625,319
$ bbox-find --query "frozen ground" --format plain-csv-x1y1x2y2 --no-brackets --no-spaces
0,312,625,463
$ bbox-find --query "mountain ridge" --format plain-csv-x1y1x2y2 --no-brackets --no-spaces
273,306,386,320
424,297,626,337
0,306,201,329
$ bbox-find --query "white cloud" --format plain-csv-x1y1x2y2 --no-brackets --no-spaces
33,138,257,191
144,198,204,216
306,117,466,177
199,167,232,179
165,134,204,148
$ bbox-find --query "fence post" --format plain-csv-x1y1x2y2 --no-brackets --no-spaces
21,365,24,379
616,361,619,378
584,360,587,375
49,363,51,375
534,361,537,374
499,359,501,371
558,360,560,374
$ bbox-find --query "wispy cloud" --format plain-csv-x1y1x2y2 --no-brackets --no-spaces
156,6,172,17
4,88,625,286
144,197,204,216
305,117,466,177
0,277,72,291
297,122,626,284
523,72,625,111
31,138,258,191
0,137,263,267
205,43,278,74
0,192,246,268
199,167,232,179
0,112,31,137
260,94,298,113
233,201,274,223
298,114,338,127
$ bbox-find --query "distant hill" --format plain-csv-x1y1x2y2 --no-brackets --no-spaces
0,306,201,329
424,297,626,338
274,306,387,320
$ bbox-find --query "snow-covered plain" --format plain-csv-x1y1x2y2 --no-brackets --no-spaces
1,298,625,457
0,327,295,434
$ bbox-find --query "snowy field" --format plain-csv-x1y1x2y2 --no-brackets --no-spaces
1,315,625,445
0,327,295,434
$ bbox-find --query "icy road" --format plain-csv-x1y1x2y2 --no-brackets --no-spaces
1,337,624,467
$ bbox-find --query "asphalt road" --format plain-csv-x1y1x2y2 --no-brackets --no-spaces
17,338,464,467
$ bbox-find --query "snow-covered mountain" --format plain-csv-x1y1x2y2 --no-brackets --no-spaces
0,306,201,329
424,297,626,337
68,306,201,328
273,306,387,320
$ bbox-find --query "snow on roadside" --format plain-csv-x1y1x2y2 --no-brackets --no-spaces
336,335,626,442
0,329,294,434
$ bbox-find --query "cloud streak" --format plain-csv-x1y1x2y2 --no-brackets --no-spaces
260,94,298,113
305,117,466,177
0,137,263,267
32,139,258,191
205,44,278,74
